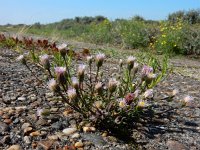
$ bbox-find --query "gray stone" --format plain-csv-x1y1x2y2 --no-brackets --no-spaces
0,121,9,132
81,133,107,146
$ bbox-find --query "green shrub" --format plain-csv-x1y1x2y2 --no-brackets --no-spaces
154,20,184,55
116,20,150,49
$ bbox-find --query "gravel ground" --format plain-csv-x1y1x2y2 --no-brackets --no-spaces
0,47,200,150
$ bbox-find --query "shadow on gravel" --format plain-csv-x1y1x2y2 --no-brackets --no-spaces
96,106,199,147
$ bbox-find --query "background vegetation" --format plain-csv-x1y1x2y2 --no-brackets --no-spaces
1,9,200,55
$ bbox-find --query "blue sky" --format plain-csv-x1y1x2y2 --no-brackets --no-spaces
0,0,199,25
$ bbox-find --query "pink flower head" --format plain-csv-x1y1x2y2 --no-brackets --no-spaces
55,67,66,75
40,54,50,69
125,93,135,105
142,65,153,77
54,67,67,84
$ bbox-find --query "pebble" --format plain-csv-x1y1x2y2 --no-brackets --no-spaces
21,123,31,130
17,97,26,101
24,136,31,144
4,118,12,124
24,127,33,134
75,141,84,148
63,127,77,136
7,145,22,150
48,135,59,140
30,131,40,136
71,133,80,138
38,140,54,150
83,126,96,132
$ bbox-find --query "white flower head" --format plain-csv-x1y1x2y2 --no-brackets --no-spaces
127,56,136,64
108,78,119,93
16,55,26,65
71,77,79,89
137,100,147,108
57,43,68,57
95,82,103,94
134,62,139,69
57,43,68,50
67,88,77,101
118,98,127,108
95,53,105,67
144,89,154,99
48,79,59,92
119,59,123,67
78,64,86,76
86,56,93,64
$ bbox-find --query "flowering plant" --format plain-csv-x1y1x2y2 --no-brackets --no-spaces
16,44,192,138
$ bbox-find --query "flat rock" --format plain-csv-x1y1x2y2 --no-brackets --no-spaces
166,140,188,150
0,121,9,132
7,144,22,150
81,133,107,146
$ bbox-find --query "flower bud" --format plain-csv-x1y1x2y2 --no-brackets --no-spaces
48,79,60,92
119,59,123,68
57,43,68,57
71,77,79,89
55,67,67,84
125,93,135,105
40,54,50,70
143,89,153,99
108,78,118,93
67,88,77,101
95,82,103,95
78,64,86,82
127,56,136,71
95,53,105,68
133,62,139,72
86,56,93,65
16,55,26,65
